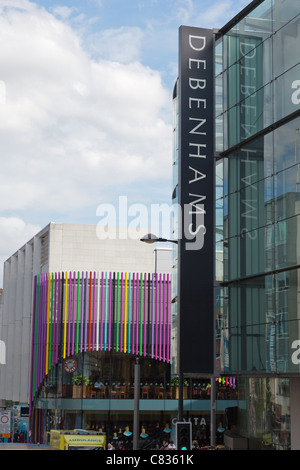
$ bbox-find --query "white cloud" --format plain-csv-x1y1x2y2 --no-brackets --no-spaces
51,6,78,20
0,217,41,286
0,0,172,217
0,217,40,253
87,26,144,63
0,0,173,285
176,0,194,25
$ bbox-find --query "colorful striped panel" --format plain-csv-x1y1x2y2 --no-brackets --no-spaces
29,271,171,404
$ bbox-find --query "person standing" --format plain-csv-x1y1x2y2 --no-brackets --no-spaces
160,439,169,450
168,440,176,450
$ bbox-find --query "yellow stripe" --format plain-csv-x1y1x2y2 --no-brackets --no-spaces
45,273,51,375
124,272,128,353
63,272,68,358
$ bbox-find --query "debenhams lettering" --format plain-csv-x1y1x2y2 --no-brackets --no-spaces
185,34,208,251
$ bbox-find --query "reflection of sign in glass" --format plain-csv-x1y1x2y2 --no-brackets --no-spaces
63,358,77,373
227,35,263,148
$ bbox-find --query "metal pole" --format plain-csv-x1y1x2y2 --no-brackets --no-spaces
133,357,140,450
210,377,216,447
178,371,183,422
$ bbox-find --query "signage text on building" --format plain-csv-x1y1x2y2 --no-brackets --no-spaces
177,26,215,375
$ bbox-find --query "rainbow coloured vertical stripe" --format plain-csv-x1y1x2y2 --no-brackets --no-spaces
29,271,171,403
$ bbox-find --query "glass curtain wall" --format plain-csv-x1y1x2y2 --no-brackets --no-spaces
216,0,300,375
238,377,290,450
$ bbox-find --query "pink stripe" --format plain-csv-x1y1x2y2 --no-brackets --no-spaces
100,272,104,350
52,273,57,366
67,272,71,356
151,274,154,359
44,274,48,379
93,272,96,349
72,271,76,355
155,274,158,359
120,272,123,352
163,274,166,362
56,273,60,362
136,273,139,355
143,273,147,356
132,273,135,354
84,272,88,351
167,274,170,362
108,272,112,350
80,271,84,352
159,274,162,361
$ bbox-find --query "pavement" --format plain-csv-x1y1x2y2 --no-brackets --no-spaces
0,443,55,450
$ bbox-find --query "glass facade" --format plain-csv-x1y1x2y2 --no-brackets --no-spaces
216,0,300,153
216,0,300,377
216,0,300,450
238,377,290,450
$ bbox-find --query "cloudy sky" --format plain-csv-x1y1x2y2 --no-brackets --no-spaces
0,0,250,286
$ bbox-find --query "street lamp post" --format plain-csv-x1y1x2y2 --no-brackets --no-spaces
140,234,183,424
133,358,140,450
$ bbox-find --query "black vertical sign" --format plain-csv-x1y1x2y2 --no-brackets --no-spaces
177,26,215,375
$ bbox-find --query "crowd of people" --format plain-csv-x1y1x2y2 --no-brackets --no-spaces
106,438,224,451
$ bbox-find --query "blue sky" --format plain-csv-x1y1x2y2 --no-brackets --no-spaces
0,0,250,285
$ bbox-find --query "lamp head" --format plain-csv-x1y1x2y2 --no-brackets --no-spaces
140,233,159,244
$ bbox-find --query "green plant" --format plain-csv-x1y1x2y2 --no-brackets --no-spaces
72,375,89,386
171,376,189,387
